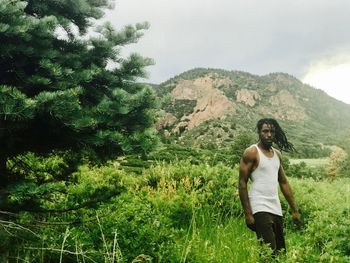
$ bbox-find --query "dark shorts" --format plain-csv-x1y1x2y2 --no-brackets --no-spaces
251,212,286,252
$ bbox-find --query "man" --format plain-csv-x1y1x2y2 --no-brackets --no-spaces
238,118,300,253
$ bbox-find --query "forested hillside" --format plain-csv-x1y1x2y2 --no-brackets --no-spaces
154,68,350,157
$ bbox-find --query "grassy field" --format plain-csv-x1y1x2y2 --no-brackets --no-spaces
174,176,350,262
5,160,350,262
289,158,329,167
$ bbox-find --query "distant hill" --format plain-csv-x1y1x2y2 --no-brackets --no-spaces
152,68,350,158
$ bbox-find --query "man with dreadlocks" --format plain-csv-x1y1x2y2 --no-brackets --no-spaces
239,118,300,254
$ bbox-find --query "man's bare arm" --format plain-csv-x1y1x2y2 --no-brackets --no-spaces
239,147,256,225
278,162,300,222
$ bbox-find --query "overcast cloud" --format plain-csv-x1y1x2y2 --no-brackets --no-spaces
103,0,350,104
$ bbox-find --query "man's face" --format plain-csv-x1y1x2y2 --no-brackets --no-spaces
259,123,275,147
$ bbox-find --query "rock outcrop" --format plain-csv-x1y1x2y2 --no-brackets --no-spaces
170,76,235,133
235,89,260,107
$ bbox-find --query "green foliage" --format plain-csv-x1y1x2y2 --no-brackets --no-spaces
87,195,179,262
335,129,350,152
144,161,239,218
288,143,332,159
146,144,237,167
2,160,240,262
280,178,350,262
163,99,197,119
8,151,78,183
174,211,270,262
285,162,327,180
171,176,350,263
2,163,135,261
229,131,256,164
24,0,112,33
340,155,350,177
0,0,158,186
176,119,243,150
2,155,350,262
6,161,125,213
155,67,350,159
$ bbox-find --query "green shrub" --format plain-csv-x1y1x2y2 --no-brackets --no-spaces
286,162,326,180
144,161,240,218
86,194,179,262
280,178,350,262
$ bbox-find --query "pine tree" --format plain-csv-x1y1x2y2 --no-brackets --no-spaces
0,0,158,185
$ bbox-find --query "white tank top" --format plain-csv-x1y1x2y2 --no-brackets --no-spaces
248,144,283,216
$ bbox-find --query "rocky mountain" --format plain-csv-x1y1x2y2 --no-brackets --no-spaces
153,68,350,157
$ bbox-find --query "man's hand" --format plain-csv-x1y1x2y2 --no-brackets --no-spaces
245,213,256,231
292,211,301,229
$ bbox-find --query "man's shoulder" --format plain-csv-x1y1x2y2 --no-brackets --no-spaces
272,147,282,159
243,144,258,158
246,144,258,151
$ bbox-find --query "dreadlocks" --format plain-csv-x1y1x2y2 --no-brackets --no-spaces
256,118,295,152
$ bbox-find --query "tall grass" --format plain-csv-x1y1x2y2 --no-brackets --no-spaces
174,177,350,263
4,160,350,262
177,210,262,263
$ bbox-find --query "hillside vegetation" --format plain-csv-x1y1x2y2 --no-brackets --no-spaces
155,68,350,158
3,157,350,262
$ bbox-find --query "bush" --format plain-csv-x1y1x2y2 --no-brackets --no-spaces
87,194,179,262
286,162,326,180
280,178,350,262
144,161,240,218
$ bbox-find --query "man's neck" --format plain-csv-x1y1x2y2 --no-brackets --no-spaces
258,141,272,152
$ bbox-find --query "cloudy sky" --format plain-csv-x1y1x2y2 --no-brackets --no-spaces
103,0,350,104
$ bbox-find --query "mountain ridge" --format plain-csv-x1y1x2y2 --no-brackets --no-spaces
152,68,350,157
